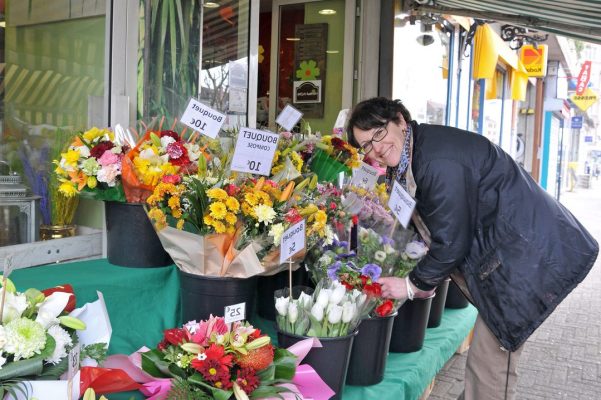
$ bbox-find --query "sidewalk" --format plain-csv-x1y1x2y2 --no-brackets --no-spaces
429,182,601,400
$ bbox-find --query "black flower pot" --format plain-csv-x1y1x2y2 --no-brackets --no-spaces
445,281,469,309
277,329,357,400
346,312,397,386
389,296,433,353
105,201,173,267
427,279,450,328
257,266,313,320
179,270,258,322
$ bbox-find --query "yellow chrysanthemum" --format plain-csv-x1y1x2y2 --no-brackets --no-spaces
172,208,182,219
314,210,327,225
225,213,238,225
204,215,215,225
59,182,78,197
168,196,180,210
176,219,185,230
244,192,258,206
271,164,284,175
209,202,227,219
213,220,226,233
241,202,253,217
207,188,228,201
291,152,304,172
225,197,240,212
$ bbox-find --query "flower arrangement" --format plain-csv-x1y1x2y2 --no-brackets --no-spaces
342,184,395,229
140,316,297,399
0,279,108,398
54,127,128,202
356,227,400,274
309,135,361,183
392,240,429,278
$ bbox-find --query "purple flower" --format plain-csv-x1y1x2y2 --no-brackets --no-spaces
379,235,394,246
360,263,382,281
327,261,342,281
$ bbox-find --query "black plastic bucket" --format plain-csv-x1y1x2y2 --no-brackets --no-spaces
257,267,312,320
346,312,397,386
277,329,357,400
445,281,469,309
427,279,450,328
105,201,172,267
179,270,258,322
389,296,433,353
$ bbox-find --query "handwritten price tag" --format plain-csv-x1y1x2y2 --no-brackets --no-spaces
2,255,14,278
224,302,246,324
230,128,279,176
276,104,303,132
388,181,416,228
180,98,226,139
67,344,80,380
351,162,379,189
280,219,306,264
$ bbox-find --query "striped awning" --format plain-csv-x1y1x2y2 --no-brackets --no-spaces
415,0,601,44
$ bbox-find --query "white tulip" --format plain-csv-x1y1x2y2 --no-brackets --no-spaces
350,289,362,301
311,303,324,322
356,293,367,310
327,305,343,324
342,301,356,323
275,296,289,316
298,292,313,309
316,289,331,308
288,302,299,324
329,283,346,305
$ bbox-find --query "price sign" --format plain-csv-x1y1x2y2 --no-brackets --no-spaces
351,162,379,189
224,302,246,324
388,181,416,228
180,98,226,139
67,344,80,380
280,219,306,264
230,128,279,176
2,255,14,278
333,109,349,135
276,104,303,132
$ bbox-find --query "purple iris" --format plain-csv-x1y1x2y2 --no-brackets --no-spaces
327,261,343,281
360,263,382,281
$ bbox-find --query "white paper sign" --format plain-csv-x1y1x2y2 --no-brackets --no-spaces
388,181,416,228
2,255,14,278
67,344,80,380
333,109,349,129
351,162,379,189
276,104,303,132
230,128,279,176
180,98,226,139
224,302,246,324
280,219,306,264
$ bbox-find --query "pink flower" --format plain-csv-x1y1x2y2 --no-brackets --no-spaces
162,174,181,184
190,315,228,346
97,164,121,186
281,131,293,140
98,150,121,166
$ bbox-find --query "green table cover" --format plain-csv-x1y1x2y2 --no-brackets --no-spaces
11,259,477,400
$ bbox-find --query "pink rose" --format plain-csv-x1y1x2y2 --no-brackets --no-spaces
98,150,121,166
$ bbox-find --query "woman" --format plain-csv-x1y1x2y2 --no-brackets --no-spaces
346,97,598,400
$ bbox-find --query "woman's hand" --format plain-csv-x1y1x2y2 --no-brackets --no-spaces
379,277,435,300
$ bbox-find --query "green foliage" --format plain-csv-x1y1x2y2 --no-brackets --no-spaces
166,377,212,400
81,343,109,365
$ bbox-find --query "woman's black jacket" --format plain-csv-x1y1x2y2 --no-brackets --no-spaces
406,122,598,351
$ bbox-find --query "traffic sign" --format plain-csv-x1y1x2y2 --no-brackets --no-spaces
570,116,583,129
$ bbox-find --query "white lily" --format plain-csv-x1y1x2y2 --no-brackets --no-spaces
36,292,72,328
275,296,289,316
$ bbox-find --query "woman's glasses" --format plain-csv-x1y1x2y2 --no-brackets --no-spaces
360,125,389,155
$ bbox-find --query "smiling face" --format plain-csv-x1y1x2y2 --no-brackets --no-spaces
352,114,407,167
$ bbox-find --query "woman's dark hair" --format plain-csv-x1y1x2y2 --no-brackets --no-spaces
346,97,412,148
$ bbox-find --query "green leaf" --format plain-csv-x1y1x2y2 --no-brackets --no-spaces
188,373,232,400
150,132,162,147
38,356,69,380
249,384,291,399
0,358,44,381
141,349,171,378
167,363,188,379
272,348,297,381
40,334,57,359
168,0,177,83
256,364,275,382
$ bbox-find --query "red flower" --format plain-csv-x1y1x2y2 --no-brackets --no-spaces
160,130,180,141
248,329,262,340
225,184,240,196
329,202,337,210
90,141,115,159
161,174,181,184
359,275,369,286
363,282,382,298
41,284,76,312
331,137,348,152
191,344,233,381
236,367,260,394
341,281,354,291
158,328,188,349
375,299,394,317
285,208,302,224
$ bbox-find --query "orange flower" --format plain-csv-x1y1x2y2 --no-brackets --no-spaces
68,170,87,191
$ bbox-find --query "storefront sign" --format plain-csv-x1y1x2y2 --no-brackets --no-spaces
388,181,416,229
293,24,328,118
180,98,226,139
519,45,548,77
575,61,592,96
571,88,598,112
230,128,279,176
293,80,321,103
570,116,583,129
280,220,306,264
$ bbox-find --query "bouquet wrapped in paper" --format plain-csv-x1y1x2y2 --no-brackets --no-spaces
308,136,360,183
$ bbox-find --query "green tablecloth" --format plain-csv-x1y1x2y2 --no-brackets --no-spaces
12,259,181,355
12,259,477,400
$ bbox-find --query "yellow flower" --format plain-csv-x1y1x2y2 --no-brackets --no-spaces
176,219,185,230
213,220,226,233
168,196,180,210
82,127,109,142
314,210,327,225
59,182,78,197
225,197,240,212
87,176,98,189
244,192,258,206
207,188,228,201
225,213,237,225
209,202,227,219
204,215,215,225
62,149,81,166
271,164,284,175
241,203,253,216
291,152,304,172
300,204,318,216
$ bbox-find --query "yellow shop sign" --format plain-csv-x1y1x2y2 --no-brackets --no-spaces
519,45,548,77
571,88,598,112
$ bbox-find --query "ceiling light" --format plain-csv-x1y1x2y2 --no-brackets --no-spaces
0,22,5,28
204,2,219,8
286,37,301,41
318,9,336,15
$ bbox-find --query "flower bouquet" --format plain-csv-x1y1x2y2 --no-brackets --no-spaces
136,316,299,399
0,278,110,400
309,136,360,183
54,127,129,202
